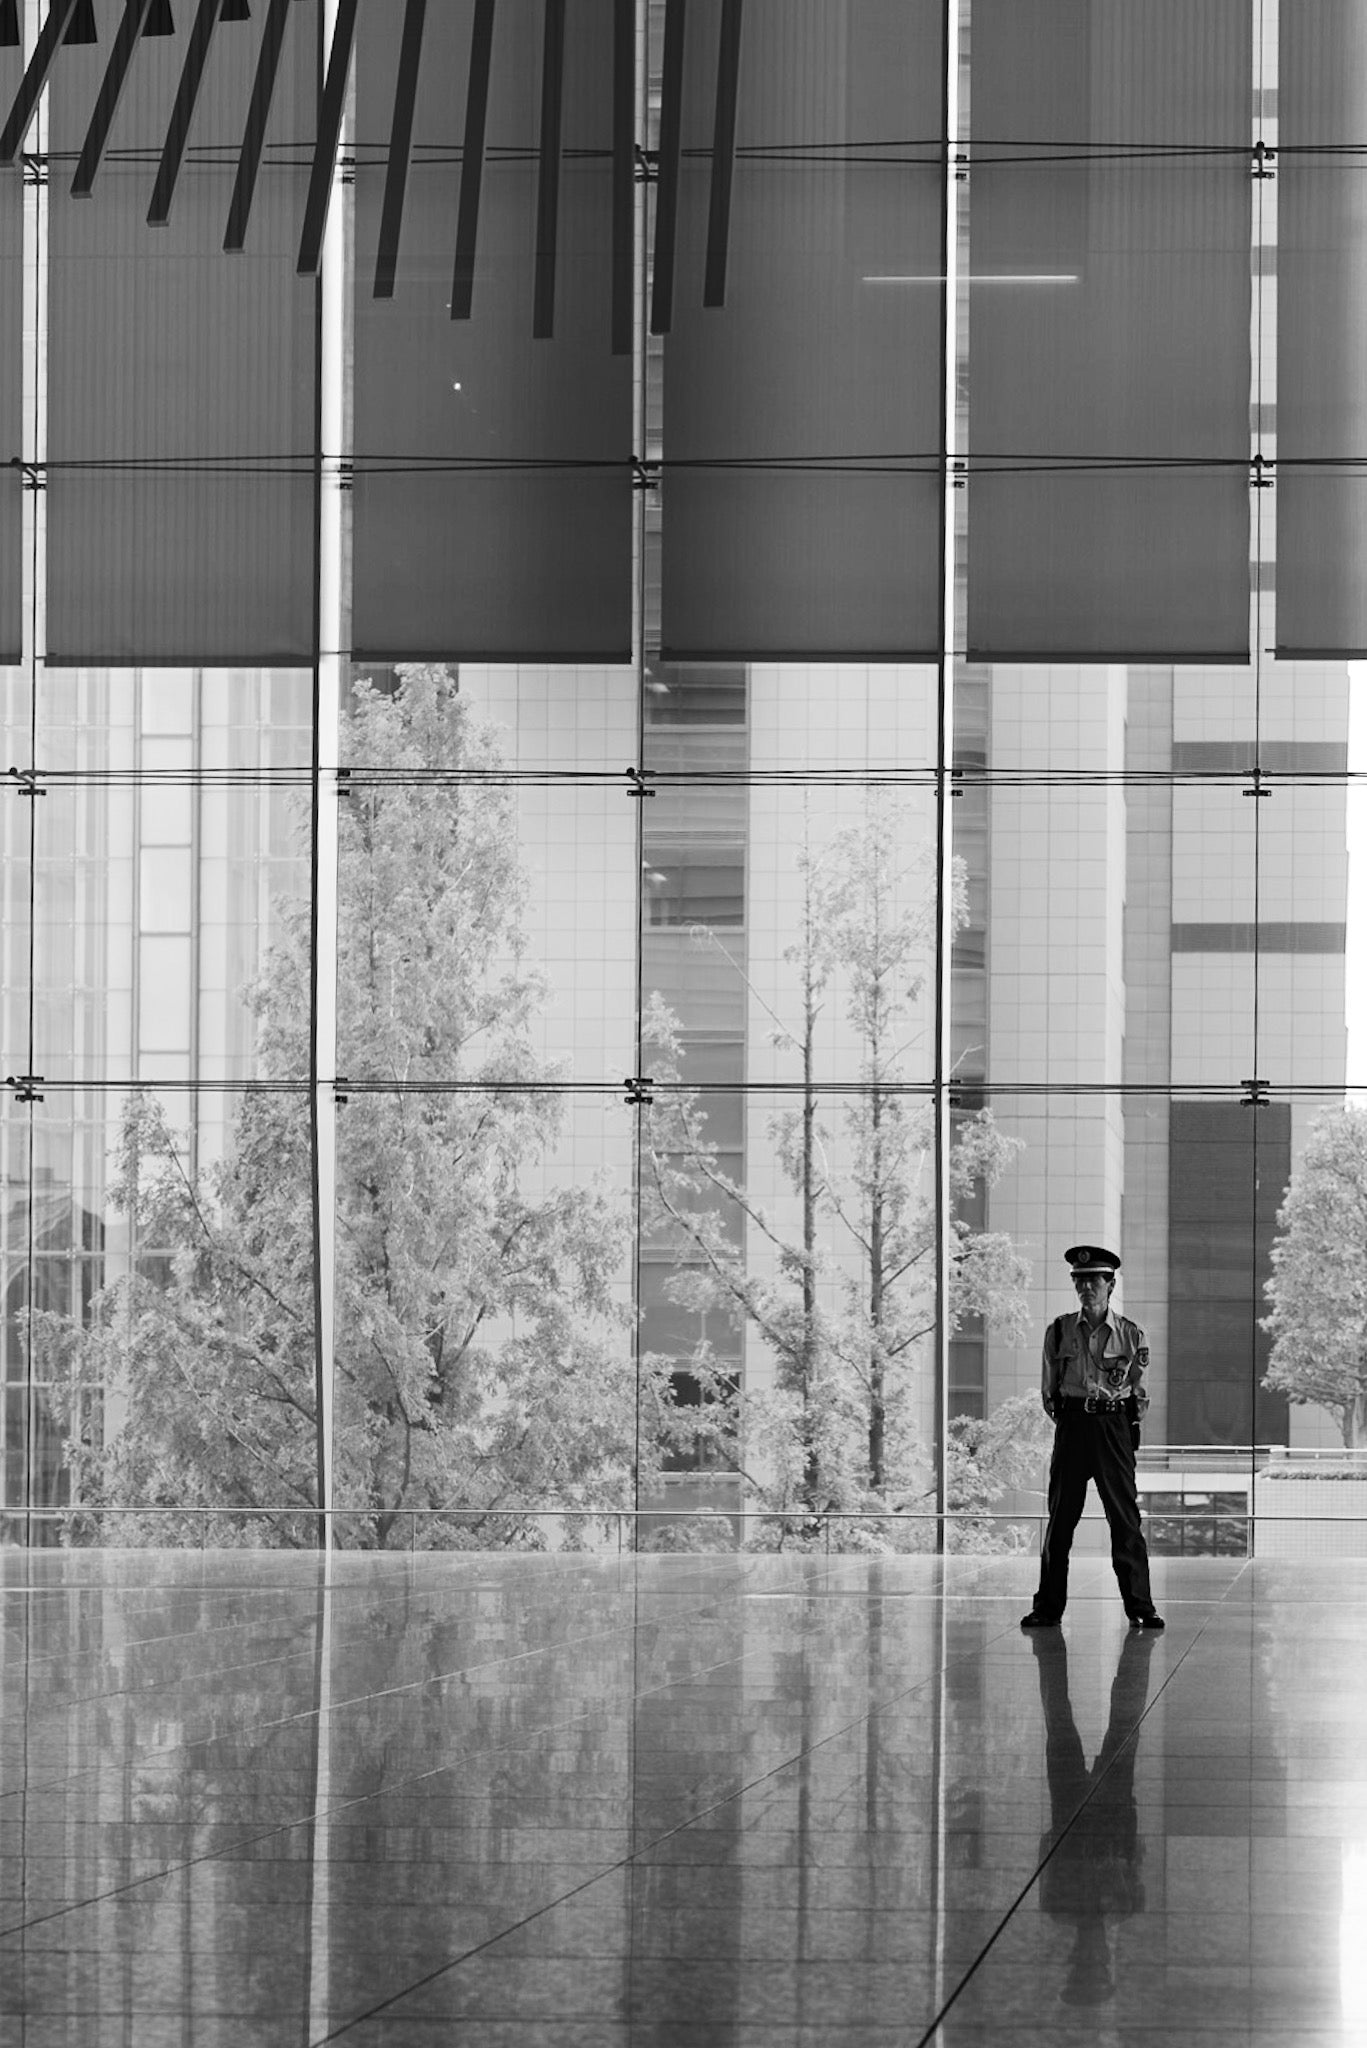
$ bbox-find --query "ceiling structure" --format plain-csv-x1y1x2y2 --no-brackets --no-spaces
0,0,1363,667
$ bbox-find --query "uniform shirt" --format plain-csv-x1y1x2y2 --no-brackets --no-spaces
1041,1309,1151,1420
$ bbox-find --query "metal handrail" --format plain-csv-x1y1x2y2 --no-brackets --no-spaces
15,1495,1367,1556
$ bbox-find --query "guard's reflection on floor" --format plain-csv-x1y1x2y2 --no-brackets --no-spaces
1031,1629,1157,2007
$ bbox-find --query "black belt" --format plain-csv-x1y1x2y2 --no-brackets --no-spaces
1057,1394,1128,1415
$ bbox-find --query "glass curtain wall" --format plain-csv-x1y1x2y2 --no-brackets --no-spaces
2,0,1365,1553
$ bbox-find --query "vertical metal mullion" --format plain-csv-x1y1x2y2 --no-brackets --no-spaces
19,0,47,1544
630,0,647,1538
189,671,202,1186
932,0,962,1559
310,0,346,1551
1248,0,1277,1537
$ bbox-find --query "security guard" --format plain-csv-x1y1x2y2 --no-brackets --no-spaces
1021,1245,1164,1631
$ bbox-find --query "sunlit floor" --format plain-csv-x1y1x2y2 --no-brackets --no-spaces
4,1548,1367,2046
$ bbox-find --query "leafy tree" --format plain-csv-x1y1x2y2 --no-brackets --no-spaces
1263,1105,1367,1447
944,1393,1055,1552
38,667,648,1546
641,796,1031,1546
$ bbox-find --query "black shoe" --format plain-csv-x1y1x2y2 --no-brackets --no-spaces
1020,1611,1061,1629
1128,1612,1165,1631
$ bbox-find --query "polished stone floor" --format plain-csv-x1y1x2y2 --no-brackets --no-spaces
3,1549,1367,2046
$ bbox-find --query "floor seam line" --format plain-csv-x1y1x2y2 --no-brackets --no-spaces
307,1618,1048,2042
910,1590,1244,2048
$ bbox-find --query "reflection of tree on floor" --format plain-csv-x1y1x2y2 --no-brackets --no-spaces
3,1186,104,1539
1031,1630,1155,2009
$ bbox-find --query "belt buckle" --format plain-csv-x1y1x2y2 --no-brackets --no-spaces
1084,1393,1108,1415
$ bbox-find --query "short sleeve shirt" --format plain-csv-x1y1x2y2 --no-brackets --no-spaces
1042,1310,1151,1417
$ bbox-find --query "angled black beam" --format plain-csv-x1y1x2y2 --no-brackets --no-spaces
73,0,154,197
532,0,565,339
610,0,632,354
0,0,80,165
144,0,176,31
649,0,684,336
450,0,494,320
703,0,741,307
224,0,292,250
297,0,358,275
65,0,97,43
148,0,223,224
374,0,426,298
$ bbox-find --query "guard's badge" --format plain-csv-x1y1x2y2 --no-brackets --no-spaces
1136,1346,1149,1369
1104,1362,1128,1390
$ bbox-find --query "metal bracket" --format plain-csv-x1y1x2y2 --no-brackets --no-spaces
335,766,352,799
1251,140,1276,180
1250,452,1274,490
635,145,657,184
632,459,660,492
1240,1077,1270,1107
7,457,43,493
20,152,47,188
625,766,656,800
7,765,45,797
1241,770,1271,799
624,1076,654,1106
333,1077,350,1107
6,1074,44,1104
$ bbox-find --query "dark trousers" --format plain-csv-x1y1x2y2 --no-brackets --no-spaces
1034,1409,1155,1619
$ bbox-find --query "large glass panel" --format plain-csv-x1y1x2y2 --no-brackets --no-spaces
1254,780,1351,1093
450,660,638,777
351,0,633,661
30,674,312,1085
967,0,1252,659
1277,0,1367,654
46,3,318,664
2,692,32,1085
331,1087,634,1551
639,1079,959,1550
18,1085,317,1545
643,779,939,1093
657,0,945,660
949,775,1257,1092
977,1074,1367,1553
980,1083,1281,1557
1256,1086,1367,1555
337,665,636,1086
737,661,938,775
